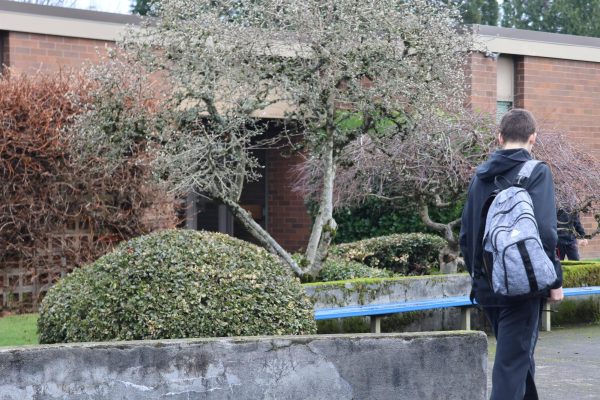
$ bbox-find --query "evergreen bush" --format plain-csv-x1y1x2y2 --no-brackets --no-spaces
38,229,316,344
562,262,600,287
329,233,446,275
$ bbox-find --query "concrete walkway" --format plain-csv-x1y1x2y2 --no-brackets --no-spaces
487,324,600,399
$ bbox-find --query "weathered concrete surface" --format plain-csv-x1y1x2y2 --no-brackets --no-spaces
488,324,600,400
0,332,487,400
305,274,472,308
306,274,491,332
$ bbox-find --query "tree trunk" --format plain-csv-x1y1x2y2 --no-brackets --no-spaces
304,137,337,278
219,197,303,277
439,243,459,274
418,202,461,274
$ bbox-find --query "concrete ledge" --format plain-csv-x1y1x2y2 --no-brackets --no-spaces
305,275,479,332
0,332,487,400
304,274,471,309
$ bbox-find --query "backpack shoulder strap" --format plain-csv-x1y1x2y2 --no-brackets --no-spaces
514,159,541,187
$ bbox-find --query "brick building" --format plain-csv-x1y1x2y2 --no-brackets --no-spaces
1,1,599,257
470,25,600,258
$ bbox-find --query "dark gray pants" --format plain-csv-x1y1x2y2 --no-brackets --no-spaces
557,242,580,261
484,297,543,400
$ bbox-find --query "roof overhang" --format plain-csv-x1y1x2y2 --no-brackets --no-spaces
474,24,600,63
3,2,600,63
0,0,140,41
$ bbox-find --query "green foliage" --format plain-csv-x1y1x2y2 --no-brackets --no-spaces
131,0,159,16
553,298,600,326
333,197,463,244
318,258,396,282
562,262,600,287
442,0,499,25
317,317,370,334
316,312,426,334
546,0,600,37
329,233,446,275
501,0,600,37
37,230,316,344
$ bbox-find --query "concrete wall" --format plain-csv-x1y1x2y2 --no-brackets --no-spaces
305,274,472,308
0,333,487,400
305,274,490,332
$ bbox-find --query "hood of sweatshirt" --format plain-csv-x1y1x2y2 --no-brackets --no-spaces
475,148,533,182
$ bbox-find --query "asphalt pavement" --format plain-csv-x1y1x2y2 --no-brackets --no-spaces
487,324,600,399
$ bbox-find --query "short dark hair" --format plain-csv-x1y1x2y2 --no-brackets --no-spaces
499,108,537,143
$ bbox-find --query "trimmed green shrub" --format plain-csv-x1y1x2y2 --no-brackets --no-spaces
562,262,600,287
38,229,316,344
318,258,395,282
553,298,600,326
547,262,600,327
316,312,427,334
329,233,446,275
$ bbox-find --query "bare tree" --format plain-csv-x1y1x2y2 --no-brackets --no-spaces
297,116,600,273
534,132,600,237
296,111,496,273
72,0,471,278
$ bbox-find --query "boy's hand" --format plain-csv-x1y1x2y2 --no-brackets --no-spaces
548,287,564,303
578,239,589,246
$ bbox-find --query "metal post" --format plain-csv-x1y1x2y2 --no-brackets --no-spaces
370,316,381,333
460,307,472,330
541,301,552,332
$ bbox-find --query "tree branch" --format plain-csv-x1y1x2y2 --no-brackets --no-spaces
219,196,303,276
418,202,457,246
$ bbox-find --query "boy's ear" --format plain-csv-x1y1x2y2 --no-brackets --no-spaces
497,133,504,146
529,132,537,145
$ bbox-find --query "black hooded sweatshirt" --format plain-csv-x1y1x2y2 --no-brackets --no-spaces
459,148,563,306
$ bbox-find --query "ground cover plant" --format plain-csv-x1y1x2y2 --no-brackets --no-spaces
0,314,38,347
38,229,316,344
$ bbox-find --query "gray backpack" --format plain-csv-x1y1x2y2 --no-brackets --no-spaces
482,160,557,297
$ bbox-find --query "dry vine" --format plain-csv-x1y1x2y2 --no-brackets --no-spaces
0,71,177,311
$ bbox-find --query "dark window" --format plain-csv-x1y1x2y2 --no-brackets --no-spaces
496,100,513,122
0,31,6,71
197,201,221,232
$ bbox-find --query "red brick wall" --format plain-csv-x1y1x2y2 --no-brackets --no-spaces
266,149,312,251
466,52,497,114
4,32,111,73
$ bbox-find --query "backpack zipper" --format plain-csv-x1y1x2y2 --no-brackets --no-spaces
490,214,538,251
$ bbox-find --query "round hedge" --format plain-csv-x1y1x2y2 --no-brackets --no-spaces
38,229,316,343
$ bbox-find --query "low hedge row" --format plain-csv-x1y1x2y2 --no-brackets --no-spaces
562,262,600,287
312,260,600,288
553,261,600,326
329,233,445,275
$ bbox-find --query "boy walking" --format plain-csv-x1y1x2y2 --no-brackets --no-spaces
460,108,564,400
556,208,587,260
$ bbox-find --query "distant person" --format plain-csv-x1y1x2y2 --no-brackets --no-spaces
460,108,563,400
556,208,588,261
